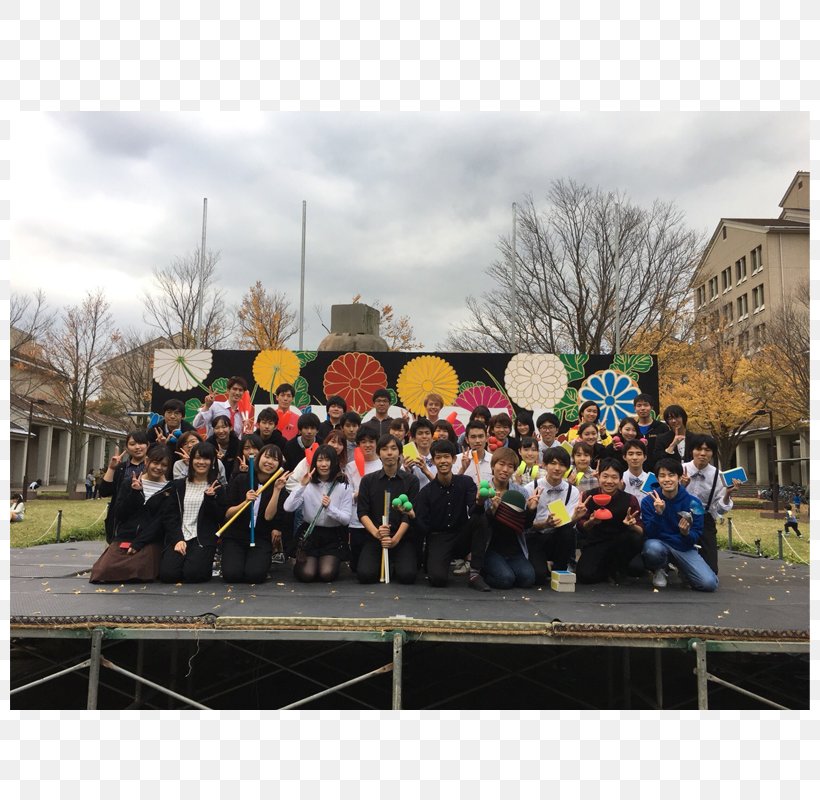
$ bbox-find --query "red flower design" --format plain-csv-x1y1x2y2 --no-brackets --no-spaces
323,353,388,414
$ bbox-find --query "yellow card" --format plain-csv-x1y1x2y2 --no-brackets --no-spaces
548,499,571,526
403,442,419,461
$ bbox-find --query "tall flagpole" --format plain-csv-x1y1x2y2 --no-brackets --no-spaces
195,197,208,348
299,200,307,349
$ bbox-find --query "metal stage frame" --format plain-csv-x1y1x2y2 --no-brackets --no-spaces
10,616,809,711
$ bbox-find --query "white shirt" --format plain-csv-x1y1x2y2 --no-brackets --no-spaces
683,461,733,520
409,451,436,489
193,401,245,438
456,449,492,489
283,480,354,527
623,469,650,502
526,478,580,529
345,458,383,528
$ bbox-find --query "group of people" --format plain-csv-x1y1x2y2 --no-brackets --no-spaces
88,376,739,594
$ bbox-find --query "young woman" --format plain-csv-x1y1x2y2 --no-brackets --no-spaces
605,417,644,469
160,442,225,583
10,494,25,523
575,421,607,469
99,430,150,543
283,444,353,583
231,433,264,480
89,445,178,583
513,436,543,484
208,414,241,480
566,401,613,445
222,443,290,584
433,419,458,445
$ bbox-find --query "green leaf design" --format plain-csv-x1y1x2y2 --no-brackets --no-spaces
210,377,229,395
293,376,310,409
184,397,201,424
610,353,654,380
295,350,317,368
458,380,486,393
388,388,398,406
559,354,589,383
553,386,579,424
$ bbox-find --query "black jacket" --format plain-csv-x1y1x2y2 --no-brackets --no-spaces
172,478,226,548
639,419,671,472
147,419,196,450
113,479,179,551
100,459,146,542
652,430,698,468
224,472,291,545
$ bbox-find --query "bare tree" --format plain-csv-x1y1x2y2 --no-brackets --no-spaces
443,181,705,353
10,289,55,397
143,247,237,348
46,290,117,496
237,281,298,349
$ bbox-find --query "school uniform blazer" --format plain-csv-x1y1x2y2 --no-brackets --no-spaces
639,419,671,472
171,478,226,549
652,430,699,467
113,480,179,551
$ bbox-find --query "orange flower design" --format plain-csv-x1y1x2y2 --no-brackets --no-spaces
323,353,388,414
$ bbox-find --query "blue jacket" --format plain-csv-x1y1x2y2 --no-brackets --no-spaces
640,485,704,551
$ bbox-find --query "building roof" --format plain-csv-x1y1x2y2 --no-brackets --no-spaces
10,393,128,437
778,170,809,210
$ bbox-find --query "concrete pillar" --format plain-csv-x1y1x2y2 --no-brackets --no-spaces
90,435,106,473
776,434,791,485
11,440,27,487
55,429,71,483
754,437,769,487
735,441,749,473
799,430,810,485
36,425,54,486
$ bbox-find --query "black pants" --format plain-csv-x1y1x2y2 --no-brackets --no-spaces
426,517,484,587
357,534,419,584
221,538,272,584
159,541,217,583
526,523,576,584
700,515,718,575
575,531,644,584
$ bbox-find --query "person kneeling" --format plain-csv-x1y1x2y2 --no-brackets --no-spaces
284,444,352,583
159,442,225,584
640,458,718,592
575,458,644,584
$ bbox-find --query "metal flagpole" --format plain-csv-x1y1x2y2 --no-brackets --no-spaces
299,200,307,349
195,197,208,348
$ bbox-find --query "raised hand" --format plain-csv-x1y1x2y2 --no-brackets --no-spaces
108,446,121,471
652,490,666,514
572,496,589,521
242,417,255,434
130,472,143,491
624,507,638,527
680,472,691,486
526,488,542,510
274,472,290,491
203,392,215,409
301,468,315,487
237,456,248,472
154,427,168,444
204,480,220,496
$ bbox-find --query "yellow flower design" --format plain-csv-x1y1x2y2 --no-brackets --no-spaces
397,356,459,415
252,349,301,396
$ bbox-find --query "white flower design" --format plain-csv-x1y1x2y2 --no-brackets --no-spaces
577,369,640,432
503,353,568,410
153,348,213,392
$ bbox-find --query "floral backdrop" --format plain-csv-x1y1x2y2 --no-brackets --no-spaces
151,349,658,434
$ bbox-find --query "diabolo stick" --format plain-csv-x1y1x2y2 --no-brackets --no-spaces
249,455,256,548
381,491,391,584
215,467,284,538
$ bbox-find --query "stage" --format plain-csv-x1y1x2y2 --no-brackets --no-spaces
10,542,810,710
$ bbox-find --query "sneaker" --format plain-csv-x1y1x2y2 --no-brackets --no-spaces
652,569,668,589
450,558,465,573
469,574,491,592
272,552,285,565
453,560,470,575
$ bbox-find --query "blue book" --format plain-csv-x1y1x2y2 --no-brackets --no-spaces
720,467,748,486
641,472,660,493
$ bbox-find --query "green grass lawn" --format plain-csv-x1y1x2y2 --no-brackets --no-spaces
11,498,108,548
718,508,810,566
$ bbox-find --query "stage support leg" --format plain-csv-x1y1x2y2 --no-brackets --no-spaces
692,640,708,710
168,641,179,710
87,629,104,710
134,640,145,707
654,650,663,710
392,632,404,710
622,648,631,709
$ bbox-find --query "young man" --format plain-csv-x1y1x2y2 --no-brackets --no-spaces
640,458,718,592
413,439,486,589
362,388,395,438
681,433,739,575
422,392,444,424
193,376,248,438
536,412,560,461
274,383,301,441
632,393,670,473
340,411,362,461
356,434,420,584
317,395,347,443
254,407,287,451
345,426,383,571
652,405,697,466
575,458,644,584
405,418,436,489
488,413,515,451
283,412,321,472
456,421,493,489
570,441,599,494
147,398,195,450
622,439,651,503
525,446,586,585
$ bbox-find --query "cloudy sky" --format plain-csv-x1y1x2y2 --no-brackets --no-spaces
11,112,807,350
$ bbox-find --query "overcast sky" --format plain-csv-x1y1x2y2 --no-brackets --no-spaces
11,112,807,350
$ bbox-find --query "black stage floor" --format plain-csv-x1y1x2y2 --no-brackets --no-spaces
11,542,809,636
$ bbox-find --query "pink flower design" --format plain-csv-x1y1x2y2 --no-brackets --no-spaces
453,386,512,436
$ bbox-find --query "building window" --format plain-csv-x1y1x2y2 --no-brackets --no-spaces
722,302,734,326
737,294,748,320
750,245,763,275
721,266,732,292
752,284,765,312
735,256,747,283
696,285,706,308
722,226,727,240
738,331,750,353
754,323,767,349
709,276,719,301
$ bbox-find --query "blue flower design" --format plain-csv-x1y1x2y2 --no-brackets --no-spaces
577,370,640,432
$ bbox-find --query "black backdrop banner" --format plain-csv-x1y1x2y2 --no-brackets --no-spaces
151,349,658,435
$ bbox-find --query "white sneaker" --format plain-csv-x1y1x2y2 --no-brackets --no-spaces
652,569,668,589
452,560,470,575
